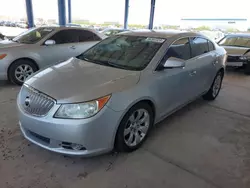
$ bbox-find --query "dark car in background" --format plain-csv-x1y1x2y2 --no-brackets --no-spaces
218,33,250,74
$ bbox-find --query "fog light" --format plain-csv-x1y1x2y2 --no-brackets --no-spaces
71,143,85,150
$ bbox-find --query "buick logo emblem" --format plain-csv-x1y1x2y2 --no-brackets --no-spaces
24,96,31,107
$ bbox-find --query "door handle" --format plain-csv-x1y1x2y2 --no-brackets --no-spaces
70,46,76,49
189,70,197,76
213,60,219,66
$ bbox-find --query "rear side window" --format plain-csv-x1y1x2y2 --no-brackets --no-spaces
49,30,79,44
165,38,192,60
190,37,209,57
77,30,101,42
208,40,215,51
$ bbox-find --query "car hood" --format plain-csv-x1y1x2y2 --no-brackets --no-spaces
222,46,250,56
25,58,140,103
0,40,26,49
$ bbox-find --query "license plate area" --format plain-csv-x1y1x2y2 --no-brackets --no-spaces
226,62,243,67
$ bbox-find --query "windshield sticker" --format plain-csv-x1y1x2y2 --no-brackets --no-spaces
145,38,165,43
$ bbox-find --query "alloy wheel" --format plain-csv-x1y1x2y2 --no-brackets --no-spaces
15,64,34,83
124,109,150,147
212,74,222,97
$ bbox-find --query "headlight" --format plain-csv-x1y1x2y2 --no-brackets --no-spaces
54,95,111,119
0,54,7,60
239,56,250,60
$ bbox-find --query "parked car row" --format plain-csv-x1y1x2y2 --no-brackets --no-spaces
0,21,28,28
11,28,227,156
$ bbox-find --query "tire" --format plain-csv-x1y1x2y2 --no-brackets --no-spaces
244,63,250,75
115,102,154,152
8,59,38,85
203,71,223,101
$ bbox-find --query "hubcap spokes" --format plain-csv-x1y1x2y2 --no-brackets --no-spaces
212,75,222,97
15,65,34,82
124,109,150,147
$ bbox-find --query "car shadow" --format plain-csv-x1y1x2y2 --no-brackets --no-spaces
149,98,207,137
0,80,20,90
226,67,245,75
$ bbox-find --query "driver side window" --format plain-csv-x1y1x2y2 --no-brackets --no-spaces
165,38,192,61
48,30,79,44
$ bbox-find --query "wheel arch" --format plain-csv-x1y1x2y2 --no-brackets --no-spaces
7,57,39,80
219,67,225,77
112,97,157,148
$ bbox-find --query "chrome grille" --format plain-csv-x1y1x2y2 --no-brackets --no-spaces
20,85,55,116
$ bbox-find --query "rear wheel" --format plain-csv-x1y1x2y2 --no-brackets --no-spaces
115,103,154,152
8,59,38,85
203,71,223,101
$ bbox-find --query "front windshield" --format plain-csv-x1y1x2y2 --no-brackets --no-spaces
13,27,54,44
77,35,165,71
218,36,250,48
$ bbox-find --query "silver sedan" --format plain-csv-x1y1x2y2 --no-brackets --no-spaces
0,26,106,85
17,30,226,156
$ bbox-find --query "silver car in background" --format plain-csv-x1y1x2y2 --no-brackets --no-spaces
0,26,106,85
17,31,226,156
218,33,250,74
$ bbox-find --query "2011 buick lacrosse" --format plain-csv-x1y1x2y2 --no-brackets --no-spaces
17,30,226,156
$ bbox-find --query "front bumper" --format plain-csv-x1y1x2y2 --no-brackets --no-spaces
226,55,249,67
18,102,124,156
0,59,10,80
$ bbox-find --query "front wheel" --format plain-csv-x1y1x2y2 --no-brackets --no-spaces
8,59,38,85
115,103,154,152
203,71,223,101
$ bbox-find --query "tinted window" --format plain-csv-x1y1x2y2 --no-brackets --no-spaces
218,36,250,48
208,40,215,51
13,27,54,44
190,37,209,57
49,30,79,44
78,35,165,71
165,38,192,60
77,30,101,42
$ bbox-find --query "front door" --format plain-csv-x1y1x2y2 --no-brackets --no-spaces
156,37,196,118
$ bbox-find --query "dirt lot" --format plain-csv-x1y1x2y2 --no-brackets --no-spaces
0,70,250,188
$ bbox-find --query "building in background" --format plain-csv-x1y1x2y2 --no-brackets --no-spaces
180,18,248,31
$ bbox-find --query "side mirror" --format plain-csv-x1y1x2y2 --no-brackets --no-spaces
44,40,55,46
163,57,185,69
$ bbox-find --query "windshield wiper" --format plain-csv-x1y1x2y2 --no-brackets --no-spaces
79,56,139,70
105,61,129,70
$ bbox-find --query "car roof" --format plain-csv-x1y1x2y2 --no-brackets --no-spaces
118,30,202,39
37,26,106,39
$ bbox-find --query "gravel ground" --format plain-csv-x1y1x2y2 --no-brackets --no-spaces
0,69,250,188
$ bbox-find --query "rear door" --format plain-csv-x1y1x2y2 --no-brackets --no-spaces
39,29,80,67
189,37,217,95
74,30,102,55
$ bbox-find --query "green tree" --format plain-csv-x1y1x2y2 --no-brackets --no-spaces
195,26,211,31
226,28,239,33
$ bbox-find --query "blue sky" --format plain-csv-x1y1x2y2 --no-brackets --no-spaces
1,0,250,25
